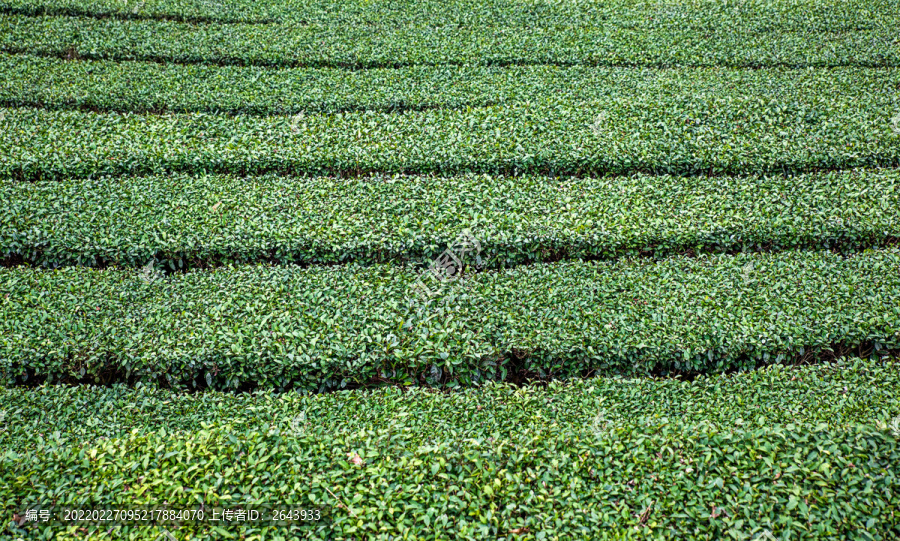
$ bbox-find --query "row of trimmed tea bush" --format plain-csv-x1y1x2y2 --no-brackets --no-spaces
2,360,899,539
3,0,895,27
0,12,895,69
3,359,897,450
0,0,278,23
2,78,898,181
2,249,898,390
3,55,899,116
3,169,899,269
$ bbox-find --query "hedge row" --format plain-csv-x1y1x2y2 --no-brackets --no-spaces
3,169,899,270
2,360,899,539
4,55,899,116
2,71,898,181
3,0,896,27
3,359,898,451
1,13,896,69
0,0,278,23
2,249,899,390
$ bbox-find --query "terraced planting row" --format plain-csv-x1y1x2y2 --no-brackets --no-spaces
4,0,896,27
3,169,899,269
1,12,896,69
2,361,899,539
3,249,898,390
3,73,898,181
3,55,899,116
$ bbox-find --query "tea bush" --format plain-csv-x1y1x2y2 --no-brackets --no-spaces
1,9,895,69
2,360,898,540
2,169,899,269
2,249,898,390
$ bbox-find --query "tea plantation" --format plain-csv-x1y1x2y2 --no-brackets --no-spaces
1,0,899,539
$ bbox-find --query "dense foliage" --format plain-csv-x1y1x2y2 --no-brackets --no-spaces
3,55,900,117
2,249,898,390
3,0,900,537
2,68,899,180
0,10,896,69
2,169,899,269
3,0,898,27
2,360,899,540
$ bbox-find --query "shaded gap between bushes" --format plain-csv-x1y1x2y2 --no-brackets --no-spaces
6,154,900,185
2,47,897,71
0,6,278,25
0,98,494,117
6,343,899,395
1,233,898,272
